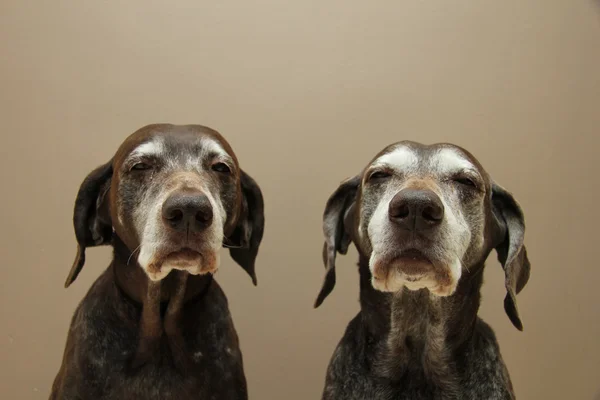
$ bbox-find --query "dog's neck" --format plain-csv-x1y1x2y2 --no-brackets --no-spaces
357,255,484,385
111,235,213,370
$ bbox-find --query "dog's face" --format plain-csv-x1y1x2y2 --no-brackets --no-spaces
65,124,265,286
113,127,243,280
357,142,491,296
316,141,530,330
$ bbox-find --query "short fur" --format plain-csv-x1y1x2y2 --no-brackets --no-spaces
50,124,265,400
315,141,530,400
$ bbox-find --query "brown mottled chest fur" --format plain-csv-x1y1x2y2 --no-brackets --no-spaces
50,268,248,400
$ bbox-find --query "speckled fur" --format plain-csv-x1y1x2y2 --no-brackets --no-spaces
50,125,265,400
50,269,247,400
316,142,530,400
321,260,515,400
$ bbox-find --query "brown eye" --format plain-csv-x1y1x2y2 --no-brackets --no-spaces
369,170,391,181
212,162,231,174
131,162,152,171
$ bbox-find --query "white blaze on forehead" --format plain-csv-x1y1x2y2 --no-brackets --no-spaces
129,138,165,160
432,148,476,175
372,145,419,173
200,136,229,160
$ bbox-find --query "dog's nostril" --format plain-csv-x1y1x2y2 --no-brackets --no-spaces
390,203,410,219
166,209,184,221
422,205,443,222
195,208,213,223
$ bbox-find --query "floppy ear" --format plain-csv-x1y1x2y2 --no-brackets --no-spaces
314,176,360,308
492,182,531,331
65,159,114,288
227,170,265,286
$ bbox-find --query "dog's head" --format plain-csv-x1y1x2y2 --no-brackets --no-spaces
315,141,530,330
65,124,264,286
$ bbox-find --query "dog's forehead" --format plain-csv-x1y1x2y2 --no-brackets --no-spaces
368,141,485,176
114,124,237,166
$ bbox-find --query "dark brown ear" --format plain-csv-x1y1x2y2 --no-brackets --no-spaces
226,170,265,285
492,182,531,331
65,160,114,288
314,176,360,308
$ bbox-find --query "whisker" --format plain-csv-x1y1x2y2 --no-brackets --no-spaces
222,243,243,249
127,244,142,265
222,238,244,249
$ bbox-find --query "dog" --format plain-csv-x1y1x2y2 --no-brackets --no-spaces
314,141,530,400
50,124,265,400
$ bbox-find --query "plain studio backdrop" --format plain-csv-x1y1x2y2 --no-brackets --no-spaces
1,1,599,399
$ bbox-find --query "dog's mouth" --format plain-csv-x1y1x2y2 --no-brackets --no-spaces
388,249,434,277
163,247,203,268
372,248,434,284
144,244,220,281
370,247,459,296
166,247,202,260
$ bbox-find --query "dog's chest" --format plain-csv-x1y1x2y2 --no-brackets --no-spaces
84,330,246,400
70,282,247,400
118,352,243,399
323,317,514,400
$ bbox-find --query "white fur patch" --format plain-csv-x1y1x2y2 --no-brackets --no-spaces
136,188,172,280
437,192,471,261
129,138,165,160
192,136,230,171
158,251,221,280
441,257,462,296
367,187,399,261
370,256,462,296
202,187,227,249
200,137,228,159
431,148,475,176
372,146,419,173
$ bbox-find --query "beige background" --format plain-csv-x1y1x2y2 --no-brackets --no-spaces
1,1,599,399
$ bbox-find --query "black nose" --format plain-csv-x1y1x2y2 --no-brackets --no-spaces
162,192,213,233
388,188,444,231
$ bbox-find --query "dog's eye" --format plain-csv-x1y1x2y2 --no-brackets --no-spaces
131,162,152,171
454,177,476,188
369,171,391,181
212,162,231,174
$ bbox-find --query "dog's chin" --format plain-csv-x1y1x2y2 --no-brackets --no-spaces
370,250,459,297
143,248,219,282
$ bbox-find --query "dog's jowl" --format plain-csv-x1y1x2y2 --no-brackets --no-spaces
50,124,264,400
315,141,530,400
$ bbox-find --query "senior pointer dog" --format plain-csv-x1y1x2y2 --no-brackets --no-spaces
314,141,530,400
50,124,264,400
